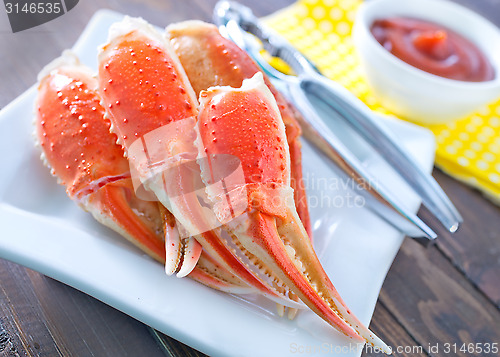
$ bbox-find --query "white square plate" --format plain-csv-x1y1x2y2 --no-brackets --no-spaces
0,10,435,357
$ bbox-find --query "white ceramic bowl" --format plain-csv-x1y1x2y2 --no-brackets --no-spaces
352,0,500,125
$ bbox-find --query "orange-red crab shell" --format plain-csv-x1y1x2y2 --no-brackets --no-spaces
34,15,392,354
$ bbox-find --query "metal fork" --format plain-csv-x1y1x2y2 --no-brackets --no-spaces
214,1,463,239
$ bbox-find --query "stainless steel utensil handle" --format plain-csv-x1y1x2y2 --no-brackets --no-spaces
286,79,437,238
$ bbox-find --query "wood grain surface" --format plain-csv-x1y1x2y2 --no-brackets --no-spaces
1,1,500,356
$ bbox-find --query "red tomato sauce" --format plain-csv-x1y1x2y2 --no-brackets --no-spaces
371,17,495,82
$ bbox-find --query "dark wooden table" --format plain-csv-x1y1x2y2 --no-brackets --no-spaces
1,1,500,356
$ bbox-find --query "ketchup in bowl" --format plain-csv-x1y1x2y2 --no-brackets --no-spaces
371,17,495,82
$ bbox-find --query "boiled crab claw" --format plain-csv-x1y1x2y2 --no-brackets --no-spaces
98,17,204,278
98,17,391,353
197,74,390,352
34,50,253,294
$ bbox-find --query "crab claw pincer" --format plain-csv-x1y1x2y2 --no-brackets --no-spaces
196,73,391,354
97,17,203,277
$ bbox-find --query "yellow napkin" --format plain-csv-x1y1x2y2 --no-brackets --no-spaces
265,0,500,203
